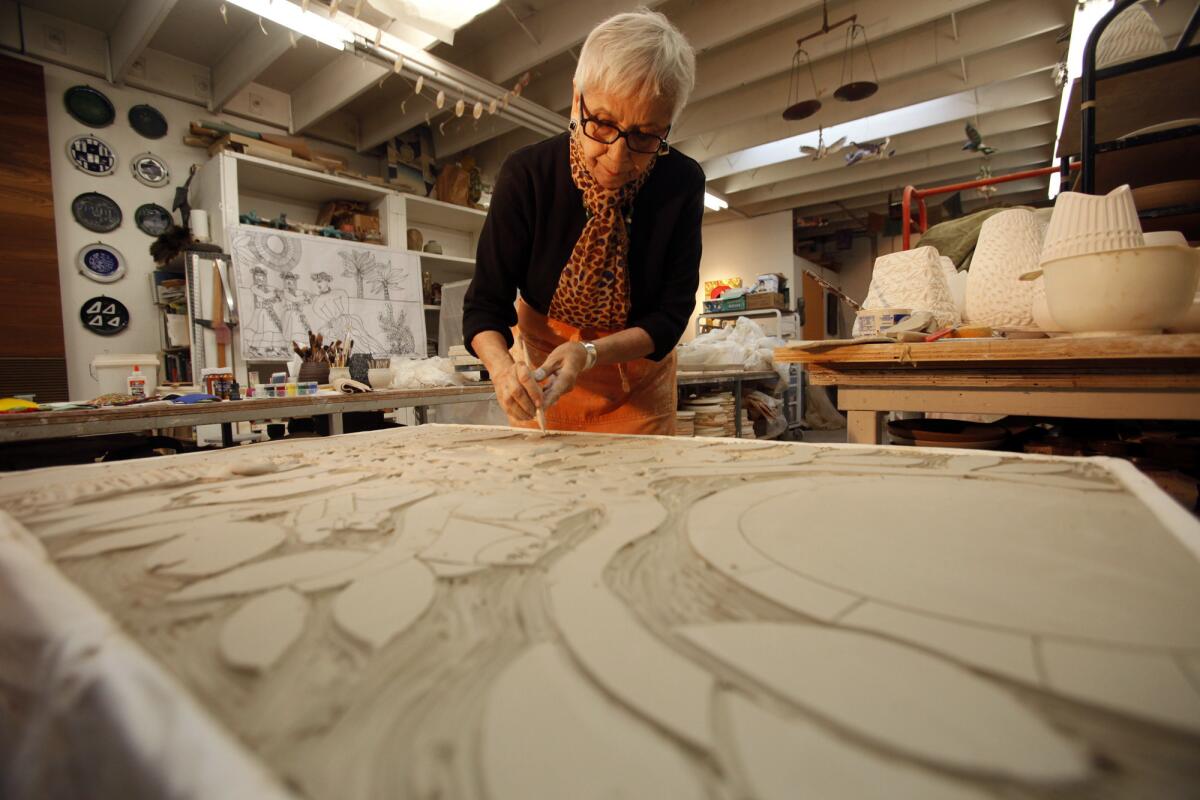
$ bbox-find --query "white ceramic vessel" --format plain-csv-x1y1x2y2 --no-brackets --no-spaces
1041,245,1200,336
367,368,395,389
965,209,1048,327
1096,3,1166,69
1040,185,1144,264
857,246,959,333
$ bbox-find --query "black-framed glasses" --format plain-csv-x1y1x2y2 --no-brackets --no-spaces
578,93,670,155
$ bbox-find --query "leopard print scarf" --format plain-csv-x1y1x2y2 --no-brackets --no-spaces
547,132,655,331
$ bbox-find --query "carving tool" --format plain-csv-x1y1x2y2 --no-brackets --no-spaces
521,338,546,435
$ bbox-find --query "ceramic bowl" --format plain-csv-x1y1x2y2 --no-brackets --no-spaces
1143,230,1188,247
1041,245,1200,336
1030,281,1060,332
1040,185,1144,264
1166,295,1200,333
329,366,351,383
367,367,394,389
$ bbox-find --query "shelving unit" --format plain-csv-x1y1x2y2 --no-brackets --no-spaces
696,308,799,338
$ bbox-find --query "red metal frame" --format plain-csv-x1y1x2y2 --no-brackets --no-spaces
900,163,1081,249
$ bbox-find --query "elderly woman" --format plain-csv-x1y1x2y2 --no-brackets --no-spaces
463,10,703,435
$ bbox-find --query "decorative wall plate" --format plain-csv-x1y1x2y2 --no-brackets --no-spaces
135,203,173,236
71,192,122,233
80,296,129,335
67,134,116,176
130,152,170,187
64,85,115,127
128,104,168,139
76,243,126,283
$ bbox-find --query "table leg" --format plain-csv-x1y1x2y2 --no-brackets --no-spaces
847,410,884,444
734,379,743,438
220,422,234,447
329,413,344,436
415,405,429,425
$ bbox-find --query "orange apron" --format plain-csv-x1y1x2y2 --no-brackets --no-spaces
509,298,677,435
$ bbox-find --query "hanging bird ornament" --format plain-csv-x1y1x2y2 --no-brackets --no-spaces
963,122,997,156
975,159,998,199
800,127,847,161
844,137,894,166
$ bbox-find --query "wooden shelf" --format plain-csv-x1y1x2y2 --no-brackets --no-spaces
423,305,441,311
403,194,487,230
408,250,476,277
232,152,391,204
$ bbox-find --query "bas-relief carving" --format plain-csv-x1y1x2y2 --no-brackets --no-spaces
2,424,1199,799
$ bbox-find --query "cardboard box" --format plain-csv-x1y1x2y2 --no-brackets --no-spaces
703,296,748,313
745,292,787,310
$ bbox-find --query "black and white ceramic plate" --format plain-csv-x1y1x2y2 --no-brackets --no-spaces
128,104,168,139
71,192,122,233
67,134,116,176
134,203,173,236
130,152,170,187
80,296,130,336
64,85,115,127
76,242,126,283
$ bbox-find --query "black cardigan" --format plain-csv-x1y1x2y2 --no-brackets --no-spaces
463,132,706,361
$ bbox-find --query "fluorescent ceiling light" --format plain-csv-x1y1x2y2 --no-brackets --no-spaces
1049,0,1113,199
225,0,353,50
704,191,729,211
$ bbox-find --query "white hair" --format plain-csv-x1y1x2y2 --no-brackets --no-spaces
573,9,696,123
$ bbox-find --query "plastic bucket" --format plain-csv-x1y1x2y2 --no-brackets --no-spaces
91,353,160,396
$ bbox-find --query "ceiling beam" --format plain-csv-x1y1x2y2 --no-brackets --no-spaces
292,56,389,133
674,0,1069,144
691,0,989,108
459,0,668,86
741,145,1053,217
686,39,1061,177
108,0,178,84
431,0,834,159
717,98,1057,195
731,125,1055,207
209,18,293,112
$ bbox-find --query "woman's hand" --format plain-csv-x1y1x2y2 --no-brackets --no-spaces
492,358,544,421
536,341,588,407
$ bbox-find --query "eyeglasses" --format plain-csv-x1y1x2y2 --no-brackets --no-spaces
577,94,670,155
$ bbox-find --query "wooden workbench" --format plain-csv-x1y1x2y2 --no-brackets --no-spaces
0,384,496,445
775,334,1200,443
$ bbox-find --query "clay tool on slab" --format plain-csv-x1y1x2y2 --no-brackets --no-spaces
521,338,547,435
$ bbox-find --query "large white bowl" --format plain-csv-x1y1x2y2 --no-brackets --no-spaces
1166,294,1200,333
1041,245,1200,336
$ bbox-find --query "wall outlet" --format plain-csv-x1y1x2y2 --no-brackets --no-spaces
43,24,66,54
194,74,210,98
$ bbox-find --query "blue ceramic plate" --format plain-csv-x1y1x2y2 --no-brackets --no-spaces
67,134,116,176
76,242,126,283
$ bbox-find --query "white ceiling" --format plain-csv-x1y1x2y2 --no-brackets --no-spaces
19,0,1198,225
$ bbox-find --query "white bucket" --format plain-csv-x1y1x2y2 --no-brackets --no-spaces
90,353,160,396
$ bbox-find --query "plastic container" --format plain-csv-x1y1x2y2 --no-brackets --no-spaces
126,365,146,398
91,353,159,397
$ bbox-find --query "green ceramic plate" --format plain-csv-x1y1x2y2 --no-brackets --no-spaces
64,85,115,127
